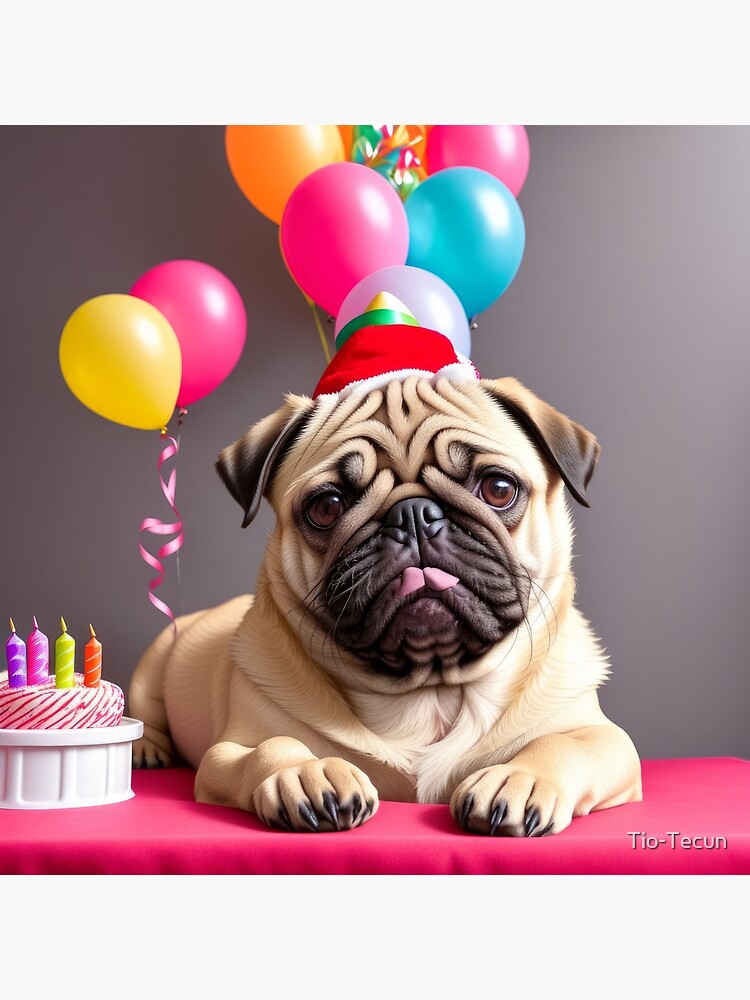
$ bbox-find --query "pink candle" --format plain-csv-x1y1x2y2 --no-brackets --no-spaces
6,618,27,688
26,615,50,685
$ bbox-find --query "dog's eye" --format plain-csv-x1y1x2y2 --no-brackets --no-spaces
478,474,518,510
306,491,346,529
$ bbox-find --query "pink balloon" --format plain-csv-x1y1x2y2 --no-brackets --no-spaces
426,126,530,197
280,161,410,317
130,260,247,408
334,265,472,357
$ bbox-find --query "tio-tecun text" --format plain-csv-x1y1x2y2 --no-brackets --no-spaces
627,832,728,850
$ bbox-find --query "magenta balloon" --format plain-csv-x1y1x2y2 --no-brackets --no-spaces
426,126,530,197
280,161,410,317
130,260,247,408
334,265,472,357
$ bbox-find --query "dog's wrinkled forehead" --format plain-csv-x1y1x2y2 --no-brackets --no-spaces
216,375,600,528
287,377,545,495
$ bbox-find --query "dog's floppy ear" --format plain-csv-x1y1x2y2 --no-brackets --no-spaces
216,395,314,528
482,377,601,507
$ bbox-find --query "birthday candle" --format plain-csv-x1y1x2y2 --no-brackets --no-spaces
84,623,101,688
55,617,75,689
6,618,27,688
26,615,49,685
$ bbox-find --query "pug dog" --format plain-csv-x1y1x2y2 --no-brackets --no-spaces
129,374,642,836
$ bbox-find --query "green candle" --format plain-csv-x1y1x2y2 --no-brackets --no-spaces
55,617,75,688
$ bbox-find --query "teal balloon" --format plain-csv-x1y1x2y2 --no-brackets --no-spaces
405,166,525,318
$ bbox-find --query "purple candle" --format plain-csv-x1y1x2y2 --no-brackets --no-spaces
26,615,49,685
6,618,27,688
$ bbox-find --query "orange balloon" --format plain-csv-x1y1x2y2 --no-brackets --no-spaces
225,125,345,225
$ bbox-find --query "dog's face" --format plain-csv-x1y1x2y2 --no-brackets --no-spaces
217,376,599,694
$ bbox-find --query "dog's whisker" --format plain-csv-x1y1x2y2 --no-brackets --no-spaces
525,578,558,654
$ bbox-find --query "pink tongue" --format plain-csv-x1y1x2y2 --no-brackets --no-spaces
398,566,460,596
423,567,460,591
398,566,425,596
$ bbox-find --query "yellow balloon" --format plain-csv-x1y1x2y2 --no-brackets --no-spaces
59,294,182,430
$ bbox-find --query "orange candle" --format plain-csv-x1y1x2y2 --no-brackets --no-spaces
84,623,101,687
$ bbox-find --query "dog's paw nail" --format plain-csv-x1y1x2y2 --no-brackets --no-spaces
351,793,362,821
323,791,340,830
277,806,294,831
298,801,320,832
459,793,474,831
364,799,376,819
524,808,541,837
490,801,508,836
539,821,555,837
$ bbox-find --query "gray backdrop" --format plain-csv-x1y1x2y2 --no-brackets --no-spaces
1,125,747,761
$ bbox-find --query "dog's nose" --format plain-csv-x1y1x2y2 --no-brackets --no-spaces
383,497,447,544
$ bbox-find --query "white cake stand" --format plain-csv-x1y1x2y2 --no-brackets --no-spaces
0,717,143,809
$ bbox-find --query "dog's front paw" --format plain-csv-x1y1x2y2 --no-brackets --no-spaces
132,732,173,769
253,757,379,832
450,765,573,837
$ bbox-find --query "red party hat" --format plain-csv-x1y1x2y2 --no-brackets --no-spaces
313,292,480,399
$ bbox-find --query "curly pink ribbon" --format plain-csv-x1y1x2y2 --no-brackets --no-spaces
139,435,184,626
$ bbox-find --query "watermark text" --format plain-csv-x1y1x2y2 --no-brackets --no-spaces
627,831,727,850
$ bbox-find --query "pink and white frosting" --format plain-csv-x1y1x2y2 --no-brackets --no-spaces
0,673,124,731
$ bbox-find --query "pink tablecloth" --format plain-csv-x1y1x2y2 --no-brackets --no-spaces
2,757,748,874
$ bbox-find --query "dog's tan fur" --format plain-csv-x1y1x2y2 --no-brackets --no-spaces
129,376,642,835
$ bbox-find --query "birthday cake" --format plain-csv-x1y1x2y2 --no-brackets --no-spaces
2,619,124,732
0,672,125,731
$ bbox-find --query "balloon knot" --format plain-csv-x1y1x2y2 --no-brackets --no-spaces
160,426,168,436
